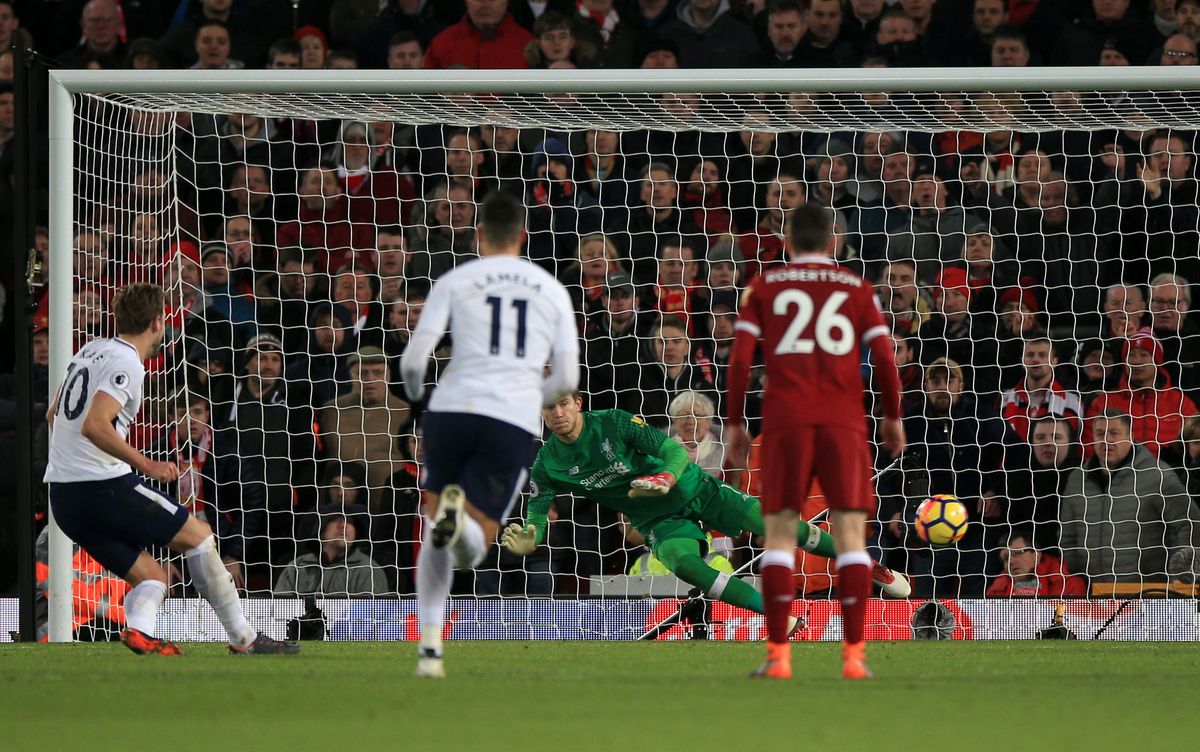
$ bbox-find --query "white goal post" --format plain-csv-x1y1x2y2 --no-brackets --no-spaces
46,67,1200,643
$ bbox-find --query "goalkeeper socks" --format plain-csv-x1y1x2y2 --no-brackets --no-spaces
760,549,795,645
797,521,838,559
719,574,766,615
450,514,487,569
836,551,872,646
672,554,766,615
185,535,256,648
417,532,452,651
123,579,167,635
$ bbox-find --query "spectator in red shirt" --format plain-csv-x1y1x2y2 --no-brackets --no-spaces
425,0,534,69
999,336,1083,442
1085,327,1200,457
986,527,1086,597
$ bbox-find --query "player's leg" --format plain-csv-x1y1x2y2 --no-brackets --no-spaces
167,514,254,649
453,415,535,571
416,413,534,677
720,490,838,560
50,478,181,655
161,486,298,655
830,509,872,678
816,428,875,680
414,412,471,676
118,553,178,654
751,429,813,679
650,523,764,615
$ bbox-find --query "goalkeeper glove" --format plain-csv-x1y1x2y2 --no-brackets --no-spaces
629,472,676,498
501,523,538,556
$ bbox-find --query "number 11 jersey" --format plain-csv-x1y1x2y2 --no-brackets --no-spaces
45,337,146,482
735,255,890,434
412,255,578,436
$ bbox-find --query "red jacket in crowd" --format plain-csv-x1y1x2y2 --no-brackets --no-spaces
1084,375,1199,458
986,553,1087,598
425,14,533,70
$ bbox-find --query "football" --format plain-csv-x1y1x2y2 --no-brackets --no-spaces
914,494,969,545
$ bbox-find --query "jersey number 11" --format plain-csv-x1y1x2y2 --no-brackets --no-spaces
487,295,529,358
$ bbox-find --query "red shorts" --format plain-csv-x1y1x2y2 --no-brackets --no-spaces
758,425,875,514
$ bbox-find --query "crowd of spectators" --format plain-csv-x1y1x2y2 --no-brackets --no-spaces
1,0,1200,601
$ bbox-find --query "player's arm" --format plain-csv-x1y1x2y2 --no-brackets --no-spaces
541,286,581,407
725,285,761,470
399,279,452,403
864,301,906,459
81,392,179,483
46,389,60,431
619,413,688,497
502,460,557,555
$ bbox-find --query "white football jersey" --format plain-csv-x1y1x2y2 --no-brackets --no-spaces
401,255,579,436
44,337,145,483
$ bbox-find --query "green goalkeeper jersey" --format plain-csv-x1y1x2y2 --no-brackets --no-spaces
526,409,710,544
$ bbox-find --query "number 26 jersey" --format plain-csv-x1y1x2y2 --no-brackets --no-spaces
45,337,145,483
735,256,890,434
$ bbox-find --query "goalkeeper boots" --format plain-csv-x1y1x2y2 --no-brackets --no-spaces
230,632,301,655
871,564,912,598
749,642,792,680
841,641,874,680
120,627,183,656
415,646,445,679
430,484,467,550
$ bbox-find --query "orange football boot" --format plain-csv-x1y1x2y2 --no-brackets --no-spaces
841,641,873,680
750,641,792,679
120,628,183,656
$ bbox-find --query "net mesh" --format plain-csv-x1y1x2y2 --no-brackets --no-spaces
60,82,1200,638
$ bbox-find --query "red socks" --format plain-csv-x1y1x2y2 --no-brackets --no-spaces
837,551,873,646
760,550,795,644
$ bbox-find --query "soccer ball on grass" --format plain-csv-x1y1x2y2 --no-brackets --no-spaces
914,494,969,545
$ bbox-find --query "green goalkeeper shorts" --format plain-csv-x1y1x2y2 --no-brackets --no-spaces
640,477,758,558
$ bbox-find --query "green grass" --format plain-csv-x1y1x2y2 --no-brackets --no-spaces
2,641,1197,751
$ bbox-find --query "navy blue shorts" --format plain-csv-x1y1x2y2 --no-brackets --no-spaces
49,473,190,578
420,411,536,524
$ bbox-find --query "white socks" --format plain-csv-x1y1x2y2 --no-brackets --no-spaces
836,551,873,569
123,579,167,635
417,533,452,653
761,549,795,569
452,515,487,569
186,535,256,648
418,513,491,653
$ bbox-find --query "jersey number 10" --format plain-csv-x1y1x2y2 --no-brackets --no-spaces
487,295,529,358
772,289,853,356
58,363,91,421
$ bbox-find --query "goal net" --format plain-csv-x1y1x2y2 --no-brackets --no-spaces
46,69,1200,642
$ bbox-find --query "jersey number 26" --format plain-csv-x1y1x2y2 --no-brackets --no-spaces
772,289,853,356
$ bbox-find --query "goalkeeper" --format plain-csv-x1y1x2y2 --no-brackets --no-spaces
503,394,910,619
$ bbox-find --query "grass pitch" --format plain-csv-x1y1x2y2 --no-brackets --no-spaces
2,641,1196,751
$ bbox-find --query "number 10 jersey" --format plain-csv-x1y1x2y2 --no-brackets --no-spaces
45,337,146,482
735,256,890,435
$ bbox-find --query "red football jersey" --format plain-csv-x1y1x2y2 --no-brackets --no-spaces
735,256,889,433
